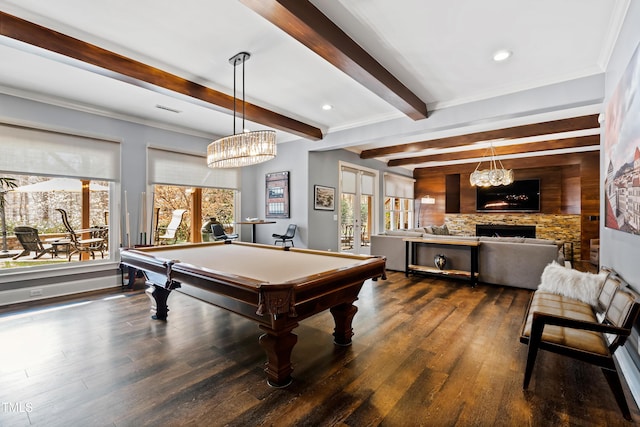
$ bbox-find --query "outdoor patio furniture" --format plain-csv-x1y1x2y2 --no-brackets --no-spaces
12,226,55,260
56,208,106,261
157,209,187,244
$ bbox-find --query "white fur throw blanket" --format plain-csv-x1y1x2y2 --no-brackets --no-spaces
538,262,608,308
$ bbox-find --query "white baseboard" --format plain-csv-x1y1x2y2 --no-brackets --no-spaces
618,346,640,408
0,274,120,306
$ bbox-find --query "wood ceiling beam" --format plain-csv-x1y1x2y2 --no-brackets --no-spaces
388,134,599,167
0,11,323,140
413,151,594,177
361,114,600,159
239,0,428,120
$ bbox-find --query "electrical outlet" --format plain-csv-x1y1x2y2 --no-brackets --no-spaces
29,289,43,297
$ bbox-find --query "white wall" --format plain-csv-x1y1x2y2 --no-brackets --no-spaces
239,140,310,246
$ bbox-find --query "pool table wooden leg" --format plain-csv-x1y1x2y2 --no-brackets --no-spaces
146,283,171,320
330,302,358,346
258,325,298,388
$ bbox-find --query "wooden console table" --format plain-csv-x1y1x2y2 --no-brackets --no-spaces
404,238,481,287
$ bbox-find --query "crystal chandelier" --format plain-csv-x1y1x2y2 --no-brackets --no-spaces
469,144,514,187
208,52,276,168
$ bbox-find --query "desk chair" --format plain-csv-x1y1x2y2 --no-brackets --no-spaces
273,224,297,247
212,223,238,241
12,226,55,260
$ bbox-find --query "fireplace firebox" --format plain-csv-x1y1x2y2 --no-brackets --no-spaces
476,224,536,238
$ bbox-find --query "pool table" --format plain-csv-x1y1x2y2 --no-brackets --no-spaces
120,241,386,387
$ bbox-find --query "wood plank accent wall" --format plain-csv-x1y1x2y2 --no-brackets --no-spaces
414,151,599,260
580,153,601,260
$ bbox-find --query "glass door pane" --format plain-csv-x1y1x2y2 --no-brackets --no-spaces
340,193,355,251
340,165,376,255
359,195,372,250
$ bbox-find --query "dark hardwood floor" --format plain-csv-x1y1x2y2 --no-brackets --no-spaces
0,271,637,426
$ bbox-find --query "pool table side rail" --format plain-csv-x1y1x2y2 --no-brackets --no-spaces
172,254,386,319
120,247,386,323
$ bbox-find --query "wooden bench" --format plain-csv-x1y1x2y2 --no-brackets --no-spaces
520,267,640,420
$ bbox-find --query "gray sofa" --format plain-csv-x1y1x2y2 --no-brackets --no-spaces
370,230,560,289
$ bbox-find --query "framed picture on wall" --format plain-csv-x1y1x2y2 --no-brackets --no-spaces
265,171,290,218
314,185,335,211
604,41,640,236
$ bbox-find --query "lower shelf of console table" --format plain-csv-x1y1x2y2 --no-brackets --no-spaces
404,238,481,287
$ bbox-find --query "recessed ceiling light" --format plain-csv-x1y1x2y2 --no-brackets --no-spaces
322,104,333,111
492,49,512,62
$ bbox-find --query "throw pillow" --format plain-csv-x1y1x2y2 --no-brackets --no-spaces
432,224,449,235
423,226,434,234
538,262,608,307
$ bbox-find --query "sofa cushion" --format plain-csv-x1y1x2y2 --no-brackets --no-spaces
522,291,608,355
384,230,423,237
423,234,479,242
523,238,556,245
538,262,608,308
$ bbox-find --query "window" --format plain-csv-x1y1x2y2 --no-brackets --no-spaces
153,185,236,244
383,173,415,231
147,147,240,244
384,197,413,231
0,123,119,270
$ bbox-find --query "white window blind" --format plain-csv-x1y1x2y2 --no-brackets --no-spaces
341,168,357,194
361,172,375,196
147,147,240,189
0,123,120,180
341,167,375,195
384,173,415,199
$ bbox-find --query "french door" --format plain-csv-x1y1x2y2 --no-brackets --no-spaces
339,163,377,255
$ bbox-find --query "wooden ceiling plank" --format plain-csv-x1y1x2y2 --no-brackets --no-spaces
0,11,323,140
388,134,599,166
361,114,600,159
239,0,428,120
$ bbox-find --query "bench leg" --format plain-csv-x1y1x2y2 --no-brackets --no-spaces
601,367,632,421
523,318,544,389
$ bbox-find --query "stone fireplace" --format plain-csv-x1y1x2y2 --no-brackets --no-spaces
443,213,581,262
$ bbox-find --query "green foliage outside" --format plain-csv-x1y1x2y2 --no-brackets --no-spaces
154,185,236,243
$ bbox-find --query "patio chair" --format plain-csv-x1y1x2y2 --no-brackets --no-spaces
56,208,106,261
272,224,297,247
12,226,55,260
157,209,187,244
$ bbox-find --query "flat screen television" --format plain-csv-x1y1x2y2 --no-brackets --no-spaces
476,179,540,212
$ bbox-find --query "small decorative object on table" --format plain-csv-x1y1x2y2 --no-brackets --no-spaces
434,254,446,270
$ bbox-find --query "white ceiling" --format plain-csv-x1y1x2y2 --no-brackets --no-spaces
0,0,629,167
